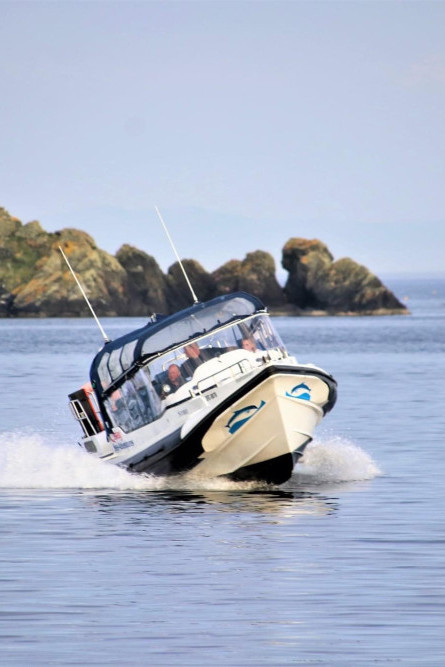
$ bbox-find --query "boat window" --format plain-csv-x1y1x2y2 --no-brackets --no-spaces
97,352,112,389
149,349,188,397
120,340,138,371
104,368,163,433
244,315,286,355
108,347,123,380
140,296,257,359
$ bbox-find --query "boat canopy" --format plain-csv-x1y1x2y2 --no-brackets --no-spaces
90,292,265,394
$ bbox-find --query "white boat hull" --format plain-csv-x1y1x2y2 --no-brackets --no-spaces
194,373,328,478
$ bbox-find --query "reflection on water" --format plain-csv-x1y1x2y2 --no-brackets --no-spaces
82,488,339,521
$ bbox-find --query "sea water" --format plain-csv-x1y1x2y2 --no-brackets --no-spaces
0,277,444,665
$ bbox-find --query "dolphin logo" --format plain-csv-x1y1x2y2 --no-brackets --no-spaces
225,400,266,434
286,382,311,401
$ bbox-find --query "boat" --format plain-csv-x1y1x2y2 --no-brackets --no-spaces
68,290,337,485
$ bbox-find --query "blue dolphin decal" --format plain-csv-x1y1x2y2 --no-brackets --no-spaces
225,400,266,434
286,382,311,401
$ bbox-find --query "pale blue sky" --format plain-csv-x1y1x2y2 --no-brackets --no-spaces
1,1,444,278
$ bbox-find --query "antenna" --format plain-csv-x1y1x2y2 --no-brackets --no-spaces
58,246,111,343
155,206,199,304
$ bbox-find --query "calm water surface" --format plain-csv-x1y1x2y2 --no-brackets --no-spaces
1,277,444,665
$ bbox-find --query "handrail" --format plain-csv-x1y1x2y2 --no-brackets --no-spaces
69,399,102,437
163,348,287,407
195,356,259,394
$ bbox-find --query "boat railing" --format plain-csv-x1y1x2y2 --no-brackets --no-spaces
193,350,264,394
68,383,105,437
164,348,288,407
69,398,103,437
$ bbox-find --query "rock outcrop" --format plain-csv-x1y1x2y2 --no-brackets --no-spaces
283,237,406,314
0,206,407,317
211,259,242,295
16,229,129,317
213,251,286,307
0,283,13,316
0,211,51,299
167,259,217,310
116,244,170,315
0,209,128,316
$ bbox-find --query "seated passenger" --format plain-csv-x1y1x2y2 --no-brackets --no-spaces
181,343,214,379
182,341,236,379
109,388,124,413
241,337,257,353
241,337,267,363
165,364,185,394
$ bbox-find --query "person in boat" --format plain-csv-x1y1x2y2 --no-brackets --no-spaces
241,336,267,363
241,337,258,353
165,364,186,394
181,341,234,379
181,342,214,379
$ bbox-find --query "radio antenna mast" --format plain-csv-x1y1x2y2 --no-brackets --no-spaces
155,206,199,304
59,245,111,343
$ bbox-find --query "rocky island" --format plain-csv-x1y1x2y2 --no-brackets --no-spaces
0,207,407,317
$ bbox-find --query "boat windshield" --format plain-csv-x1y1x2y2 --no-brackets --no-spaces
92,293,263,392
147,313,287,399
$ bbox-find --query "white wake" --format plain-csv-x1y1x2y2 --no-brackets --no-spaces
293,436,382,484
0,431,381,491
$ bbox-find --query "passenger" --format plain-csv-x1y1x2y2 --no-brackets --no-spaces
165,364,185,394
182,340,236,379
181,342,214,379
241,336,267,363
109,388,124,412
241,337,257,353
